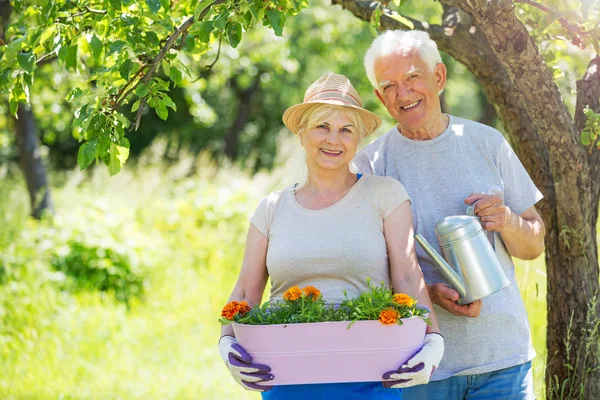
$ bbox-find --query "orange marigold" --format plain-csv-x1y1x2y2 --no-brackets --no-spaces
393,293,417,307
302,286,321,301
283,286,302,301
238,301,251,315
221,301,240,320
379,308,399,325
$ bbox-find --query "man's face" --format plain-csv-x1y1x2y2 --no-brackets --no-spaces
374,50,446,135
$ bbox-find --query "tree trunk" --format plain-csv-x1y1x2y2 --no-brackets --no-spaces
14,104,54,219
224,73,262,160
330,0,599,397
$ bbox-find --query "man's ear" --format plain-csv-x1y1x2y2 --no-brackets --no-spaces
375,89,386,106
435,63,447,93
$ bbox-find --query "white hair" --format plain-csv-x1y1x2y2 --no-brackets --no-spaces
364,30,443,89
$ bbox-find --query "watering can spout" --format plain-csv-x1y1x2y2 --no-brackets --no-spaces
414,233,467,299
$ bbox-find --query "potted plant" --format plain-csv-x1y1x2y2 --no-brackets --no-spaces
220,280,430,386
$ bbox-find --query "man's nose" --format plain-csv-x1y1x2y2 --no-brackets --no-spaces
396,84,412,100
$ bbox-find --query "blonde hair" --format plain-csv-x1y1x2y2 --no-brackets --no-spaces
296,104,368,139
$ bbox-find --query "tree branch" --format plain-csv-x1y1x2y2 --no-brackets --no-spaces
514,0,586,47
131,0,226,130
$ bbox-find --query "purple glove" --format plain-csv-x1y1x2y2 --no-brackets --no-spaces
382,333,445,389
219,336,274,392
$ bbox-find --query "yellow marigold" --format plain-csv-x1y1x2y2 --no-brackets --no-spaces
221,301,240,320
393,293,417,307
302,286,321,301
283,286,302,301
238,301,251,315
379,308,399,325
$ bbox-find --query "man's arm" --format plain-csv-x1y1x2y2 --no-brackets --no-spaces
465,194,545,260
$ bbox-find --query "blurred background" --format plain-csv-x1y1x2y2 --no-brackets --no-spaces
0,0,594,399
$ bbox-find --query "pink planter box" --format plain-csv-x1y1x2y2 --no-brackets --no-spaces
232,317,426,386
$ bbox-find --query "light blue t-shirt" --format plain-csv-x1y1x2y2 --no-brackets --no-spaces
354,115,543,380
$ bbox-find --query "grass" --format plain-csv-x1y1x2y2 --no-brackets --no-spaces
0,151,585,400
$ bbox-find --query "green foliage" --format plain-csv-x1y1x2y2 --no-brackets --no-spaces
580,106,600,151
0,0,308,174
221,281,430,326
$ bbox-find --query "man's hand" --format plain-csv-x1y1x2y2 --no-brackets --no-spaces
429,283,481,317
465,193,513,233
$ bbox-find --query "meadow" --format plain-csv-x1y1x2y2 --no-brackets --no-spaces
0,151,551,400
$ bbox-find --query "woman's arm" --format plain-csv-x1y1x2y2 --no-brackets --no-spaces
221,224,270,339
384,201,440,334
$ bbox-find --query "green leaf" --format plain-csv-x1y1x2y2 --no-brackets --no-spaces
227,22,243,48
146,0,161,13
266,9,285,36
581,131,592,146
388,12,414,30
9,95,18,116
213,10,229,29
194,0,213,19
40,26,57,46
119,59,134,80
17,52,36,74
77,139,99,170
197,21,214,43
65,87,83,102
155,100,168,120
108,140,130,176
169,66,182,84
66,44,78,70
131,99,141,112
135,83,150,97
184,35,195,52
160,0,169,11
162,94,177,111
109,0,122,9
89,35,103,61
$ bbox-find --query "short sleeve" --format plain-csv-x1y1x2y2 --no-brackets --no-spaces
353,151,374,175
250,197,271,237
497,138,543,215
379,176,411,220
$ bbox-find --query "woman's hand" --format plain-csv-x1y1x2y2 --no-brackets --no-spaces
382,333,445,388
219,336,274,392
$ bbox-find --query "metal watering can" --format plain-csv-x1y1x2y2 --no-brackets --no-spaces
414,205,510,305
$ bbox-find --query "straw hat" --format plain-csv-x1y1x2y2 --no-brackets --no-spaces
282,73,382,136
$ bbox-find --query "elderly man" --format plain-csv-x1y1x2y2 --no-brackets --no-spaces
354,30,545,400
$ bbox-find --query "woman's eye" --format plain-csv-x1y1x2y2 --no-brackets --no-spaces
341,128,353,134
316,124,329,130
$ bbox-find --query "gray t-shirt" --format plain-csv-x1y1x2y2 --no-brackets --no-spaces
354,115,543,380
251,175,410,304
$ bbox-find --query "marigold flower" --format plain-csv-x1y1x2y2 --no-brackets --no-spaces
283,286,302,301
221,301,240,320
393,293,417,307
238,301,251,315
379,308,399,325
302,286,321,301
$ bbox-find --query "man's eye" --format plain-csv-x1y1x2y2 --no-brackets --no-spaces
408,74,419,80
383,84,394,92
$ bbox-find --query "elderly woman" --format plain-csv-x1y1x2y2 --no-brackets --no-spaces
218,73,444,399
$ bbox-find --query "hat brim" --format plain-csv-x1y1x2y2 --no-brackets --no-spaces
282,101,382,136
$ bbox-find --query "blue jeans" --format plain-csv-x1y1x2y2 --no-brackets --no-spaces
262,382,402,400
402,361,534,400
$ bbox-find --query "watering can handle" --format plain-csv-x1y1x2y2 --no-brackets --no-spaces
465,201,495,250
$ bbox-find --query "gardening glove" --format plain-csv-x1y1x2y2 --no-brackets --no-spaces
218,335,274,392
382,333,444,388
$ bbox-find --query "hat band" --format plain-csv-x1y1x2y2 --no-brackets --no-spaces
304,89,362,107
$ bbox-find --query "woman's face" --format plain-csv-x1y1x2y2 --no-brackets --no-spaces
300,111,361,173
